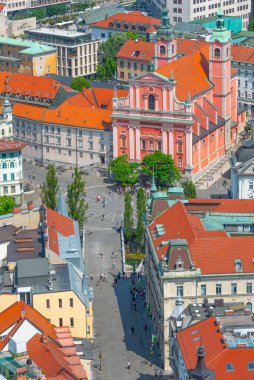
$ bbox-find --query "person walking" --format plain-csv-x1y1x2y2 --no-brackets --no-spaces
127,361,131,371
131,326,134,334
90,273,93,280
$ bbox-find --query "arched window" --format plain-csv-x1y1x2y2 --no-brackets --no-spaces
246,302,253,313
149,140,154,150
178,157,182,167
148,94,155,110
116,23,120,29
131,25,136,30
160,45,166,54
123,24,128,30
108,22,113,27
214,48,220,58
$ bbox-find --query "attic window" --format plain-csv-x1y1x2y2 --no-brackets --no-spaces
248,363,254,370
226,364,234,372
234,259,242,272
132,50,140,57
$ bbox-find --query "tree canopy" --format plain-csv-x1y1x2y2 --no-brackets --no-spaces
248,19,254,31
41,164,59,210
70,76,91,91
124,192,133,241
67,168,88,230
183,180,196,199
142,151,180,187
136,187,146,249
0,196,16,215
109,154,139,186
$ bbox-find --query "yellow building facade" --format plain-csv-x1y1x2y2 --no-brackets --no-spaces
32,290,93,339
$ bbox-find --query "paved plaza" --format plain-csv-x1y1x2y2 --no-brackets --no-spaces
23,162,166,380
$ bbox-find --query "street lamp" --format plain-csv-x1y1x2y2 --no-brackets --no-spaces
98,352,102,371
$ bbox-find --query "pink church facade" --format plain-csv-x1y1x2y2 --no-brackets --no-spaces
112,10,246,179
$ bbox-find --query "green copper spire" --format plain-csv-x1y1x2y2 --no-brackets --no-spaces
151,167,157,193
156,7,174,40
210,7,231,43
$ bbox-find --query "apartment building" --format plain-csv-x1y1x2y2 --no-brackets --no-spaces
0,36,57,76
151,0,250,29
25,28,100,77
145,194,254,369
4,0,69,14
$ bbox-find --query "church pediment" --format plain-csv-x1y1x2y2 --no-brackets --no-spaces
132,71,169,83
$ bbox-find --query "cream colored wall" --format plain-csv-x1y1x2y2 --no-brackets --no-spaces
9,17,36,37
80,358,92,380
0,294,19,313
32,290,93,339
0,209,40,229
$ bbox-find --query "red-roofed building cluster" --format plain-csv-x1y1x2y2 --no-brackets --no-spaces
145,187,254,370
112,9,246,180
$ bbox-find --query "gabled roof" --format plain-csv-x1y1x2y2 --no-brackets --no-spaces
0,72,60,101
187,198,254,213
148,201,254,274
0,139,26,153
92,11,160,32
177,316,254,380
27,333,87,380
155,45,213,102
116,39,154,61
231,44,254,64
0,37,56,55
0,3,6,12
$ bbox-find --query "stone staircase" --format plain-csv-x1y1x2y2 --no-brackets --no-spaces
195,153,231,188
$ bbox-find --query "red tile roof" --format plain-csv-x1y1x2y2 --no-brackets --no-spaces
0,139,26,153
0,3,6,12
177,316,254,380
46,207,75,255
116,39,154,61
12,87,128,130
148,201,254,275
187,198,254,213
27,334,87,380
0,72,61,100
156,45,213,102
231,44,254,64
92,11,160,32
116,38,206,62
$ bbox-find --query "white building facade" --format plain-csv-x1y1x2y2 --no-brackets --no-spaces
152,0,250,29
0,99,25,203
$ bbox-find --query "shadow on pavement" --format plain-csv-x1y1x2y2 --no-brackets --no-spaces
136,371,174,379
112,275,163,369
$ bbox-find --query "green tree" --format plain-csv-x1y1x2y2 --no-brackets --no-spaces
67,168,88,230
46,3,67,16
0,196,16,215
183,180,196,199
70,76,91,91
30,8,46,19
136,187,146,249
109,154,139,187
248,19,254,31
124,192,133,241
96,58,116,81
41,165,59,210
142,151,180,187
98,33,128,64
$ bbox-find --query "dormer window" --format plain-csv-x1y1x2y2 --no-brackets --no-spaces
132,50,140,57
175,257,184,271
235,259,242,272
214,48,220,58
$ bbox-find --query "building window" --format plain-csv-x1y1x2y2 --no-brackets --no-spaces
2,162,7,169
67,139,71,147
235,259,242,271
11,173,15,181
157,141,162,150
141,139,146,150
160,45,166,54
68,151,71,156
59,299,62,308
70,298,74,307
70,317,74,328
214,48,220,58
46,299,50,308
231,283,237,294
89,142,93,150
177,141,183,153
120,137,126,149
148,94,155,110
59,318,63,327
249,181,254,190
176,285,183,297
3,187,7,194
200,284,206,296
216,284,222,295
226,363,234,372
79,130,82,137
11,186,15,193
79,152,83,158
178,157,183,167
149,140,154,151
247,283,252,294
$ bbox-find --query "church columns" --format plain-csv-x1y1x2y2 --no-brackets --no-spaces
129,127,135,160
135,127,141,161
185,129,192,167
162,129,168,154
136,86,140,108
168,128,174,156
130,85,134,108
162,88,167,111
113,122,118,158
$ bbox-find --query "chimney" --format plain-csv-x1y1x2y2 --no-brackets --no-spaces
12,205,21,214
27,201,33,211
16,367,26,380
